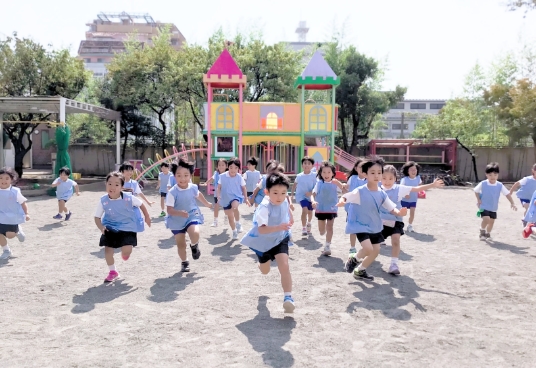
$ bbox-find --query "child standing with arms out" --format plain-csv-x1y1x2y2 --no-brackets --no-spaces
217,157,250,240
156,162,173,217
51,166,80,220
94,172,151,282
166,159,213,272
292,156,317,236
474,162,517,240
400,161,422,232
509,163,536,216
241,172,295,313
201,158,228,227
339,158,407,281
243,157,262,207
311,161,344,256
345,158,366,253
119,162,155,207
0,167,29,260
380,165,443,275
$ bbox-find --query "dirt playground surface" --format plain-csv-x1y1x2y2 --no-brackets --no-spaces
1,185,536,367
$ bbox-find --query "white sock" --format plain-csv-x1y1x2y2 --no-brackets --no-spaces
325,242,331,247
284,292,292,297
357,264,366,271
391,257,398,265
2,245,10,251
480,227,486,231
307,222,311,226
108,264,116,271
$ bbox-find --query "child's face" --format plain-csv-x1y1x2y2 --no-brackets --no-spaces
357,163,365,177
266,184,288,205
175,167,191,188
365,164,383,184
302,161,313,173
320,167,334,181
247,163,256,171
228,164,239,176
381,172,396,188
59,173,69,181
217,161,227,173
408,166,418,178
162,166,170,174
122,169,133,180
486,172,499,182
0,173,13,189
106,176,123,198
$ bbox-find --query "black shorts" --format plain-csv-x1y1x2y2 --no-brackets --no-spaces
0,223,19,236
223,199,239,210
247,191,253,197
99,230,137,249
160,192,167,198
214,197,218,204
381,221,405,239
255,236,290,264
481,210,497,219
315,213,338,221
356,232,385,245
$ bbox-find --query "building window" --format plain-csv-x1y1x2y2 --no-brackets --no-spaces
265,113,278,129
97,58,104,63
392,124,409,130
41,130,50,149
410,103,426,109
309,105,327,130
216,105,234,130
84,58,91,63
392,103,405,109
430,103,445,109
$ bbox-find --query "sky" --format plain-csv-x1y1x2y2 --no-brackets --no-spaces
1,0,535,99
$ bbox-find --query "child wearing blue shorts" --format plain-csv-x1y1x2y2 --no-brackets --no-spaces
509,163,536,217
156,162,173,217
51,166,80,221
400,161,422,232
292,156,317,236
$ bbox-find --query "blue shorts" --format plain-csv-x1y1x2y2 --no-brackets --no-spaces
300,199,313,211
223,199,239,210
520,198,531,205
401,201,417,208
171,221,200,235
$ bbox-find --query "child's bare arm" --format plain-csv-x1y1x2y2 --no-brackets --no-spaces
217,184,222,200
474,192,482,207
291,182,297,200
201,177,213,186
509,181,521,195
411,178,444,192
506,194,517,210
197,192,214,209
94,217,106,234
51,180,59,188
139,204,152,226
332,179,344,190
257,223,291,235
75,184,80,195
242,186,251,206
21,202,30,220
139,192,154,206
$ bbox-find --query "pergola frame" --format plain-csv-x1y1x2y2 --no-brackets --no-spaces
0,96,122,170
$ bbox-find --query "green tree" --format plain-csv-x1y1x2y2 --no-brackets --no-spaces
0,34,88,176
507,0,536,11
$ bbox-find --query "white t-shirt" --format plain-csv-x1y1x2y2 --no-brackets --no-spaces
473,180,509,195
343,187,397,212
125,179,142,194
52,178,77,186
0,186,27,203
165,184,200,207
94,195,143,218
381,184,413,202
519,177,532,186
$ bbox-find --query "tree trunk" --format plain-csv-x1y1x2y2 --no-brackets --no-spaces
122,130,128,161
14,147,30,179
340,117,349,152
158,112,167,155
456,137,478,182
350,113,360,155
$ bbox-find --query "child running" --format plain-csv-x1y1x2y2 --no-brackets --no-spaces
94,172,151,282
240,172,295,313
311,161,344,256
119,162,155,207
509,163,536,217
522,189,536,238
51,166,80,220
338,157,407,281
200,158,228,227
217,157,250,240
400,161,422,232
156,162,173,217
243,156,262,207
345,158,366,252
380,165,444,275
0,167,29,260
166,159,213,272
474,162,517,240
291,156,317,236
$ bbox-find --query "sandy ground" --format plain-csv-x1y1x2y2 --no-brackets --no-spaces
1,184,536,367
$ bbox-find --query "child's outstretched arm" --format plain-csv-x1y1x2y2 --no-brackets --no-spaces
291,181,297,201
139,192,155,206
139,203,152,226
200,177,213,187
391,207,408,217
197,192,214,209
242,185,251,206
75,183,80,196
332,179,344,190
509,181,521,196
506,194,517,211
21,202,30,221
410,178,444,192
51,179,60,188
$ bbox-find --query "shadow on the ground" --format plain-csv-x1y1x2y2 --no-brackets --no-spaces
211,240,243,262
313,255,344,273
37,222,64,231
486,240,529,255
208,229,229,245
294,237,323,251
0,258,15,268
379,244,413,261
242,213,254,221
147,272,203,303
151,217,166,224
405,232,436,243
158,236,176,250
236,296,296,368
71,280,137,314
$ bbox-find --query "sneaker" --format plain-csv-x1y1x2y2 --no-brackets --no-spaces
211,220,218,227
407,224,414,233
53,214,62,220
236,222,243,233
306,223,312,234
302,227,308,236
104,270,119,283
65,212,72,221
479,229,486,240
344,256,360,273
16,227,26,243
322,244,331,256
523,224,534,239
232,230,239,240
160,211,166,217
388,263,400,275
484,232,491,240
353,269,374,281
181,261,190,272
0,249,12,260
190,244,201,260
283,296,295,313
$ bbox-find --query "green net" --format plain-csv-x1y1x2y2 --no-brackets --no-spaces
55,125,72,178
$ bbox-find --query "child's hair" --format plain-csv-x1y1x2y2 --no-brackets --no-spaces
247,156,258,167
266,172,291,190
401,161,420,177
160,162,170,169
361,156,385,174
347,157,364,179
0,166,18,182
171,159,195,175
119,161,134,172
316,161,336,181
59,166,71,176
382,165,398,179
266,162,285,174
106,171,125,185
485,162,500,174
227,157,241,169
532,163,536,171
301,156,315,165
265,159,279,170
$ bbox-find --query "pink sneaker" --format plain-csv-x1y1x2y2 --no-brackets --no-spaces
104,270,119,283
523,223,534,239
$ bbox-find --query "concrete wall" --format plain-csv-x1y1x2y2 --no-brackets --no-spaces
457,146,536,182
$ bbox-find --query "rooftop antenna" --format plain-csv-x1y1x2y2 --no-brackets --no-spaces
296,21,309,43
